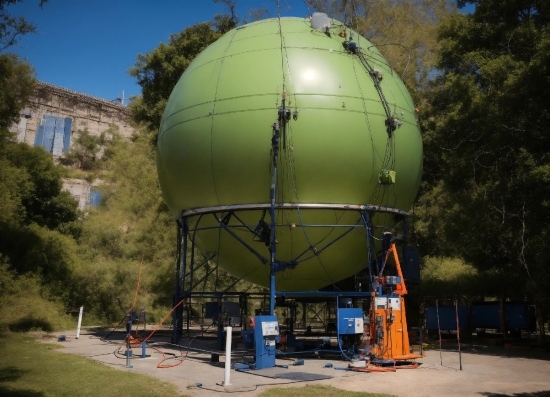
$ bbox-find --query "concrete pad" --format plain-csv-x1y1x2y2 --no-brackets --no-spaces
42,328,550,397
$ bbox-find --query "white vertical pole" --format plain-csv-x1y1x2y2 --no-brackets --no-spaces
75,306,84,339
223,326,232,386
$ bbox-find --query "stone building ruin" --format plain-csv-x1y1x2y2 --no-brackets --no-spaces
9,81,136,210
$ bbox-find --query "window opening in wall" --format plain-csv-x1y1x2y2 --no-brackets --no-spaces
89,188,102,207
34,115,72,155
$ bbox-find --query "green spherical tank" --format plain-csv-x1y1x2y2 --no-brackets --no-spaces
157,16,423,291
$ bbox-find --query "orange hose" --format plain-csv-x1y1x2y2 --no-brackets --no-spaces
141,299,185,344
127,254,144,314
152,346,185,368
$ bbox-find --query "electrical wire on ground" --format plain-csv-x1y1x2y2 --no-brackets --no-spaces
188,378,314,394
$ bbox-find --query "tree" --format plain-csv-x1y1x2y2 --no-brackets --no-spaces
310,0,457,97
0,133,84,329
1,0,45,136
0,53,35,131
129,10,237,133
0,0,48,52
76,128,254,320
65,129,102,171
419,0,550,339
1,142,80,231
213,0,238,32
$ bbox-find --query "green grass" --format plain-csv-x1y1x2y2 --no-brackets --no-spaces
0,331,396,397
0,331,189,397
258,385,395,397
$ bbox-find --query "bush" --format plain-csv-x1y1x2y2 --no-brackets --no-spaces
0,262,74,332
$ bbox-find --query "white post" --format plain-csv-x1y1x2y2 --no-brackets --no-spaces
75,306,84,339
223,326,232,386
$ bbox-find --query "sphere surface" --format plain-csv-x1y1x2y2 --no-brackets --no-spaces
157,17,423,291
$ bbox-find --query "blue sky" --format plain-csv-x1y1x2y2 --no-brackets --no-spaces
7,0,311,102
7,1,471,103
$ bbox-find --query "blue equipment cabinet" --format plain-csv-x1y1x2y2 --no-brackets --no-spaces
337,308,364,335
253,315,279,369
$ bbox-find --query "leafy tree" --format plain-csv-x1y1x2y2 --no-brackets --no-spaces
0,258,74,331
246,6,269,22
65,129,102,171
0,53,35,131
0,137,85,327
0,155,31,226
129,12,236,133
310,0,457,96
77,128,256,321
213,0,238,32
0,1,91,331
76,129,177,320
0,0,48,52
419,0,550,339
1,141,80,231
1,0,48,131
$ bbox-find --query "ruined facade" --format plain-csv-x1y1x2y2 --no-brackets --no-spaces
11,81,134,151
9,81,136,210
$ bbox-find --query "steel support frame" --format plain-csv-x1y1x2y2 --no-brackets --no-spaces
171,202,408,344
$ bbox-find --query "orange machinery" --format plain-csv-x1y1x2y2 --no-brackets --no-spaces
366,242,423,361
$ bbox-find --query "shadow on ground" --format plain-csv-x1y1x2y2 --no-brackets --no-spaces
0,386,45,397
423,336,550,361
0,366,27,383
0,366,44,397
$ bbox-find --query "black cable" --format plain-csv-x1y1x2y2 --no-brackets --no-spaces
100,315,128,341
188,378,313,393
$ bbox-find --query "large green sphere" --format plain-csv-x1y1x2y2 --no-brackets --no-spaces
157,17,423,291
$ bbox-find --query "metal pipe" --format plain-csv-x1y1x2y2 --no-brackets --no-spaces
173,216,187,344
276,291,372,298
269,128,280,316
223,326,232,386
75,305,83,339
217,217,269,264
126,337,131,368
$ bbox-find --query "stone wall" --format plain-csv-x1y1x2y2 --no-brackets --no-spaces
10,81,134,150
62,178,92,210
8,81,136,210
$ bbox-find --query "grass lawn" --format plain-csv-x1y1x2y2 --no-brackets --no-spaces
0,331,189,397
258,385,395,397
1,331,395,397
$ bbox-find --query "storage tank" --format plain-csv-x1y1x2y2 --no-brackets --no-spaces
157,16,423,291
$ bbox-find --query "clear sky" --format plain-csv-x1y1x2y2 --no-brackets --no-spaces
8,0,311,102
7,1,471,103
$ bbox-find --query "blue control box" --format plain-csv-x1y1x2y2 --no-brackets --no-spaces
253,315,279,369
337,308,364,335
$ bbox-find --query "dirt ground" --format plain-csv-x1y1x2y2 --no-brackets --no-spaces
43,327,550,397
